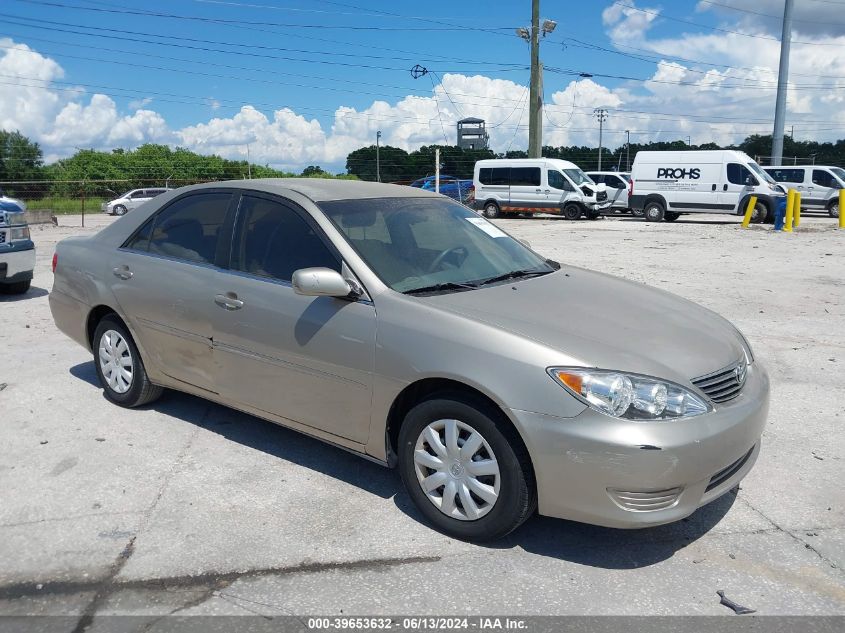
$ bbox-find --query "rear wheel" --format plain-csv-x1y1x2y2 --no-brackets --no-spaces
664,211,680,222
398,394,535,541
113,205,127,216
482,201,500,219
829,199,840,218
644,201,665,222
562,203,582,220
93,315,163,407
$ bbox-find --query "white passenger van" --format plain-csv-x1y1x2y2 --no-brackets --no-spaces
473,158,610,220
629,150,785,223
763,165,844,218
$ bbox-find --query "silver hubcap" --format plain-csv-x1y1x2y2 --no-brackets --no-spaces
413,419,501,521
98,329,133,394
485,205,496,217
832,203,840,217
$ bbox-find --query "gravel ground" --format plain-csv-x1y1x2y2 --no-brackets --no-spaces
1,210,843,623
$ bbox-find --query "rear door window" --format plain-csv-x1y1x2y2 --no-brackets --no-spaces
510,167,541,187
145,193,231,264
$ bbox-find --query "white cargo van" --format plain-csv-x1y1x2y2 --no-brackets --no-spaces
473,158,610,220
763,165,843,218
629,150,785,223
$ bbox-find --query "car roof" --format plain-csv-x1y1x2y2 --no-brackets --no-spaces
178,178,441,202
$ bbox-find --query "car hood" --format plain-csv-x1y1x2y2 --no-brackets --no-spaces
421,267,744,384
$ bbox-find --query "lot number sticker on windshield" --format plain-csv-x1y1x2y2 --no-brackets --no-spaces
466,216,507,238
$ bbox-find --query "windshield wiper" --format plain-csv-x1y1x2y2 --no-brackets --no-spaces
477,268,551,286
403,281,479,295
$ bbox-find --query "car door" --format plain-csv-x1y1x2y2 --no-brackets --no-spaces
110,190,234,392
213,192,376,444
507,166,545,211
126,190,150,211
719,163,756,212
809,169,836,210
602,175,628,208
546,168,577,207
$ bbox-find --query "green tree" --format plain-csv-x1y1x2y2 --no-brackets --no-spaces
346,145,410,182
0,130,45,198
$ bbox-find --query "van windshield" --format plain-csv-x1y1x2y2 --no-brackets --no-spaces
830,167,845,184
748,161,777,185
564,169,592,186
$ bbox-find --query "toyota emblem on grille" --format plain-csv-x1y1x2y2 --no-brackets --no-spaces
735,362,747,384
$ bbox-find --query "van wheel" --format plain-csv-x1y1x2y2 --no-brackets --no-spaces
562,203,582,220
113,205,127,216
644,201,665,222
397,394,536,541
750,201,768,224
829,200,840,218
482,202,500,219
664,212,680,222
630,208,645,218
0,280,31,294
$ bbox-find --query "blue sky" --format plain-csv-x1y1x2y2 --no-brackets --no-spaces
1,0,843,170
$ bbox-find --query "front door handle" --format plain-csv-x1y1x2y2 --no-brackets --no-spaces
711,184,717,191
214,292,244,310
723,184,728,191
112,266,133,280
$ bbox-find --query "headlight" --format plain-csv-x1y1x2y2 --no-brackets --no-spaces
548,367,710,421
10,226,30,241
5,211,26,225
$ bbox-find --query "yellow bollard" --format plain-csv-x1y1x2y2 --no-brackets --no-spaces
784,188,795,232
840,189,844,229
741,195,758,228
794,191,801,228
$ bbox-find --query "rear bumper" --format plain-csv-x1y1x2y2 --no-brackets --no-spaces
0,245,36,282
49,288,91,350
508,362,769,528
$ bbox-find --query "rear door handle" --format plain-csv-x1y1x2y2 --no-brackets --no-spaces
112,266,133,280
214,292,244,310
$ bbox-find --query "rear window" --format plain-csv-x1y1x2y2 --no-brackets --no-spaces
510,167,540,187
478,167,510,186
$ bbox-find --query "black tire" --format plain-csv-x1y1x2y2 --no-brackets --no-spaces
829,199,840,219
398,393,536,542
750,201,768,224
1,280,31,294
630,207,645,218
562,203,582,221
92,315,163,408
113,205,127,216
664,211,680,222
482,201,500,219
644,200,665,222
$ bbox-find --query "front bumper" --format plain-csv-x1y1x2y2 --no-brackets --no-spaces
587,201,613,211
508,361,769,528
0,243,36,282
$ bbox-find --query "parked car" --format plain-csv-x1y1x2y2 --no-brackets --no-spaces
409,175,474,203
586,171,634,215
101,188,170,216
473,158,610,220
50,179,768,541
763,165,844,218
0,199,35,294
629,150,784,223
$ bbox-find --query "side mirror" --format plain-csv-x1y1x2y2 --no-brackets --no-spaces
745,176,758,186
292,267,354,298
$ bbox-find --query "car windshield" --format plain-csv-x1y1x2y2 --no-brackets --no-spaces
619,173,631,182
320,197,556,294
830,167,845,183
747,161,777,185
564,168,592,186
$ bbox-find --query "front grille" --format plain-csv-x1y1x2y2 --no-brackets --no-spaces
706,446,754,492
0,230,6,245
607,486,683,512
691,358,747,403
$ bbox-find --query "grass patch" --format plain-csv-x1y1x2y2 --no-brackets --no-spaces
24,197,108,214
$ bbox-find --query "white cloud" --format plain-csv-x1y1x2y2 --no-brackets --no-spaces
127,97,153,110
602,2,661,44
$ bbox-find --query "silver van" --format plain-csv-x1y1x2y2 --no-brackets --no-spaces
102,188,171,216
763,166,843,218
474,159,610,220
586,171,633,215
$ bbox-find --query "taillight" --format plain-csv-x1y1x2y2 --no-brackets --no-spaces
52,252,57,273
629,179,634,196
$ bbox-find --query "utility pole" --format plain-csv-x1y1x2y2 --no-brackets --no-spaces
518,2,555,158
687,136,691,147
594,108,607,170
771,0,794,166
625,130,630,171
435,148,440,194
246,144,251,179
376,130,381,182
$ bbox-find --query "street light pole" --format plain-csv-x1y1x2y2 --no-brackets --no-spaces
772,0,794,166
528,0,541,158
625,130,630,171
376,130,381,182
594,108,607,170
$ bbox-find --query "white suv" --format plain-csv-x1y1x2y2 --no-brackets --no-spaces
102,188,170,216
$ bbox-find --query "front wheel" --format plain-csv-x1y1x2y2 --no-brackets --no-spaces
93,315,163,407
829,200,840,218
664,211,680,222
630,207,645,218
0,280,31,294
398,395,535,541
750,201,768,224
482,202,500,219
562,203,582,220
644,201,665,222
113,205,127,216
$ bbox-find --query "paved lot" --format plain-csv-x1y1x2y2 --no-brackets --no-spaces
1,211,843,622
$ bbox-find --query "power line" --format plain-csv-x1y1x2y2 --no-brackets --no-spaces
697,0,845,25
